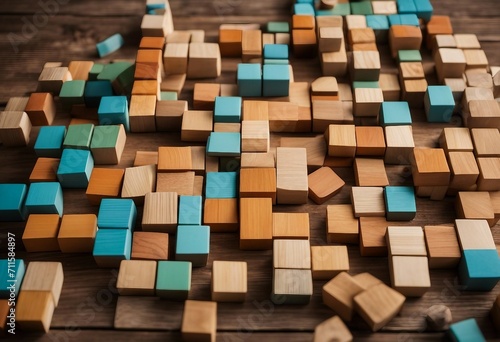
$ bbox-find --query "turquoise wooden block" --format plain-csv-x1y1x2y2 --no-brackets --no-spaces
206,132,241,157
178,196,202,226
413,0,433,22
59,80,86,109
34,126,66,158
296,0,314,3
156,260,192,300
96,33,124,58
237,63,262,97
263,64,290,97
0,259,25,298
398,50,422,62
88,64,104,81
57,149,94,189
380,101,412,126
449,318,486,342
316,3,350,16
424,86,455,123
384,186,416,221
294,3,315,15
205,172,238,199
397,0,416,14
0,184,28,221
388,14,419,27
352,81,380,89
98,96,130,132
266,22,289,33
160,91,178,101
263,44,289,60
63,124,94,150
84,80,114,107
214,96,242,123
350,1,373,15
175,225,210,267
25,182,63,217
459,249,500,291
93,229,131,268
97,198,137,230
97,62,135,95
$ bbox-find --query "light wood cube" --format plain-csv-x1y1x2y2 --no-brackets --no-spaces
117,260,157,296
211,261,247,302
272,212,310,240
424,225,461,269
385,226,426,256
351,186,385,217
327,204,359,244
181,300,217,342
322,272,365,321
142,192,178,233
273,239,311,270
311,246,349,280
389,255,431,297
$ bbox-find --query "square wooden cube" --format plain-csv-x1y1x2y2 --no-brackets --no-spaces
211,261,247,302
385,226,426,256
20,262,64,306
353,88,383,117
187,43,221,79
271,268,313,305
156,260,192,300
384,125,415,164
322,272,365,321
90,124,127,165
121,165,156,204
477,157,500,191
157,146,193,172
389,255,431,297
219,29,243,57
193,83,221,110
181,110,213,142
424,225,461,269
389,25,422,58
156,172,195,196
156,100,188,132
131,232,169,260
325,124,356,157
116,260,157,296
410,147,450,186
308,166,345,204
0,111,32,147
355,126,386,156
272,212,310,240
239,167,277,204
86,168,125,205
29,158,60,183
16,290,55,333
448,152,479,190
25,92,56,126
354,158,389,187
326,204,359,244
164,43,189,75
273,239,311,270
455,219,496,251
351,51,380,81
359,217,393,257
314,316,353,342
142,192,178,233
276,147,309,204
203,198,238,232
439,127,474,152
241,120,269,153
351,186,385,217
240,198,273,250
456,191,496,227
311,246,349,280
57,214,97,253
379,73,401,101
471,128,500,157
22,214,60,252
181,300,217,342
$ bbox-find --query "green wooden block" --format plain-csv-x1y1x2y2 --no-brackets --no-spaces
352,81,380,89
97,62,135,95
59,80,86,108
398,50,422,62
316,3,351,16
351,1,373,15
63,124,94,150
93,229,132,268
264,59,289,65
178,196,202,226
88,63,104,81
160,91,178,101
90,125,126,164
267,21,289,33
0,183,28,221
459,249,500,291
384,186,416,221
449,318,486,342
155,261,192,300
175,225,210,267
271,269,313,305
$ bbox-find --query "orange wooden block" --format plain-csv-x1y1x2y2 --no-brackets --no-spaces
272,212,310,240
293,29,317,57
193,83,221,110
156,172,195,196
239,168,277,204
68,61,94,81
139,37,165,50
426,16,453,49
293,15,316,30
456,191,496,227
203,198,239,232
410,148,450,186
157,146,193,172
354,158,389,187
134,62,160,80
29,158,60,183
0,299,8,335
240,198,273,250
389,25,423,58
359,217,393,257
327,204,359,244
22,214,61,252
131,231,169,260
242,30,262,62
132,80,159,96
25,92,56,126
424,225,461,269
219,29,242,57
308,166,345,204
16,290,55,333
57,214,98,253
355,126,386,156
136,49,163,65
86,168,125,205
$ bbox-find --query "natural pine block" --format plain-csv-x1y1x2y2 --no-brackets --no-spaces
193,83,220,110
141,14,171,37
163,43,189,75
379,73,400,101
292,29,317,58
240,198,273,250
424,225,461,269
384,186,417,221
466,72,493,90
449,318,486,342
0,111,31,146
181,110,213,142
371,0,397,14
86,168,124,205
176,225,210,267
90,124,126,165
326,204,359,244
58,214,97,253
477,157,500,191
205,172,238,198
325,124,356,158
273,239,311,270
448,152,479,190
281,136,326,172
312,100,345,132
389,255,431,297
439,127,474,152
157,146,193,172
121,164,156,204
271,268,313,305
211,261,247,302
241,153,275,169
459,249,500,291
178,196,202,226
350,51,380,82
410,148,450,186
351,186,385,217
181,300,217,342
166,30,192,44
389,25,422,58
117,260,156,296
319,27,343,52
455,219,495,251
314,315,353,342
386,226,426,256
465,100,500,130
21,262,63,306
0,183,27,221
16,290,55,333
398,62,424,81
456,192,496,227
161,74,186,96
322,272,365,321
34,126,66,158
241,29,262,62
30,158,59,183
471,128,500,157
62,123,94,150
189,146,206,176
22,214,60,252
242,100,268,121
133,151,158,167
131,231,169,260
68,61,94,80
401,78,428,108
5,96,29,112
241,120,269,153
354,158,389,187
155,100,187,132
239,167,277,204
37,66,71,94
308,167,345,204
311,246,349,280
98,199,135,229
25,92,56,126
276,147,308,204
359,217,392,256
187,43,221,79
353,88,383,117
423,86,455,123
348,28,376,47
380,101,412,126
273,212,310,240
432,34,457,52
355,126,386,156
156,260,192,300
93,229,132,268
345,15,367,30
203,198,238,232
434,48,466,82
219,29,242,57
352,272,383,291
464,49,489,70
25,182,63,217
384,125,415,164
321,40,348,77
142,192,178,233
57,149,94,189
268,101,299,132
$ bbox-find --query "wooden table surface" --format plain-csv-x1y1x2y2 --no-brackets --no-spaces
0,0,500,341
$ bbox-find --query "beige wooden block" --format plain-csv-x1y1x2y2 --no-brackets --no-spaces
242,30,262,62
434,48,466,81
355,126,386,156
322,272,365,321
190,30,205,43
471,128,500,157
240,198,273,250
189,146,206,176
273,212,310,240
203,198,238,232
321,40,348,77
273,239,311,270
193,83,220,110
193,176,204,196
477,157,500,191
424,225,461,269
311,77,339,98
444,77,467,102
466,72,493,90
454,34,481,49
371,0,397,14
462,87,494,113
345,15,367,30
353,88,383,117
359,217,393,257
241,120,269,152
262,33,275,48
389,255,430,297
0,111,31,146
384,125,415,164
129,95,156,132
272,268,313,304
141,14,171,37
401,78,428,108
181,300,217,342
21,262,63,306
156,172,195,196
131,231,169,260
327,204,359,244
187,43,221,79
276,147,308,204
464,49,489,70
68,61,94,81
325,124,356,157
116,260,156,296
181,110,213,142
5,96,29,112
410,148,450,186
57,214,97,253
348,28,376,47
308,166,345,204
466,100,500,129
275,32,291,45
313,315,353,342
213,123,241,133
155,100,187,132
133,151,158,167
281,136,326,172
157,146,193,172
211,261,247,302
351,186,385,217
399,62,425,80
240,152,275,168
353,158,389,187
16,290,55,333
312,100,345,132
239,167,277,204
142,192,177,233
163,43,189,75
431,34,456,52
319,27,343,52
268,101,299,133
379,73,401,101
160,74,186,96
385,226,426,256
37,66,71,94
352,272,383,291
439,127,474,152
311,246,349,280
316,15,343,30
455,219,496,250
350,51,380,82
456,191,496,227
448,152,480,190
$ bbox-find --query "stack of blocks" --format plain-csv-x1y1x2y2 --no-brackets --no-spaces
292,14,317,58
317,15,347,77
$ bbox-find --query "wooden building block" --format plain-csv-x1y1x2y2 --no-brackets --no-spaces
313,315,353,342
311,76,339,98
131,80,159,96
93,229,132,268
312,100,344,131
345,15,367,30
459,249,500,291
187,43,221,79
181,110,213,142
319,27,343,52
449,319,487,342
293,29,317,57
271,268,313,305
21,262,63,306
242,100,268,121
386,226,426,256
203,198,238,232
456,191,496,227
471,128,500,157
410,147,450,186
156,261,192,300
16,290,55,333
384,186,417,221
350,51,380,82
268,101,299,132
401,78,428,108
273,212,310,240
129,95,156,132
464,49,489,70
25,182,63,217
219,29,242,57
308,166,345,204
29,158,60,183
142,192,178,233
161,73,186,96
434,48,466,81
322,272,365,321
242,29,262,62
348,28,376,47
465,100,500,129
240,198,273,250
355,126,386,156
176,225,210,267
384,125,415,164
22,214,60,252
432,34,457,53
241,120,269,152
155,100,187,132
389,25,422,58
325,124,356,157
205,172,238,198
426,16,453,49
379,73,400,101
371,0,397,14
281,136,326,172
326,204,359,244
423,85,455,123
237,64,262,97
359,217,392,256
34,126,66,158
211,261,247,302
37,66,71,94
455,219,495,251
263,64,290,97
0,111,31,146
477,157,500,191
157,146,193,172
276,147,308,204
56,149,94,189
389,255,430,297
86,168,124,205
90,124,126,165
439,127,474,152
131,231,169,260
116,260,156,296
181,300,217,342
62,123,94,150
399,62,425,80
139,36,165,50
351,187,385,217
239,167,276,204
354,158,389,187
141,14,171,37
166,30,192,44
121,164,156,204
447,152,479,190
58,80,85,109
5,96,29,112
206,132,241,157
193,83,220,110
178,195,202,226
163,43,189,75
424,225,461,269
273,239,311,270
466,72,493,90
311,246,349,280
58,214,97,253
134,151,158,167
353,88,383,117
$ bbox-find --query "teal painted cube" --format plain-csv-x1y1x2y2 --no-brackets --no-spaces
155,260,192,300
388,14,419,27
98,198,137,230
294,3,315,15
413,0,433,22
97,62,135,95
317,3,350,16
96,33,125,58
178,196,202,226
0,259,25,298
175,225,210,267
59,80,86,109
25,182,63,217
63,124,94,150
424,86,455,123
397,0,416,14
214,96,242,123
263,44,289,60
449,319,486,342
459,249,500,291
90,124,126,165
0,184,28,221
384,186,416,221
88,64,104,81
398,50,422,62
206,132,241,157
237,63,262,97
205,172,238,199
160,91,178,101
380,101,412,126
84,80,114,107
351,1,373,15
34,126,66,158
98,96,130,131
352,81,380,89
57,149,94,189
366,15,389,42
263,64,289,97
267,22,289,33
93,229,132,268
